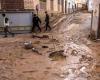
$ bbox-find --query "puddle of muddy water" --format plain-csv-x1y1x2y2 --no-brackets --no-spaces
49,50,66,61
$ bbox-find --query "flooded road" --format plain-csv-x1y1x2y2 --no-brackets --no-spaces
0,12,99,80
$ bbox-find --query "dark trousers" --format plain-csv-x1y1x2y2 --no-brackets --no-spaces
4,26,14,37
45,22,51,31
32,24,41,32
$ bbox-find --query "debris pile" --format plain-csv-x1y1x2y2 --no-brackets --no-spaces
61,42,96,80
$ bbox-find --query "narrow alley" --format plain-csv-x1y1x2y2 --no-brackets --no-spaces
0,11,99,80
1,0,100,80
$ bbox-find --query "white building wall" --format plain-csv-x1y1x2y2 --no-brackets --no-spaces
92,0,100,38
75,0,87,4
63,0,66,13
88,0,93,11
59,0,63,12
53,0,59,12
46,0,66,13
46,0,51,11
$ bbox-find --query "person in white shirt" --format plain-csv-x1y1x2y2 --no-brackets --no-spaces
2,14,14,37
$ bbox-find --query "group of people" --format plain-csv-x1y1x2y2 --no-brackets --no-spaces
32,11,51,32
2,11,51,38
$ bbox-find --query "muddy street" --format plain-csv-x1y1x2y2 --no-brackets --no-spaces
0,12,99,80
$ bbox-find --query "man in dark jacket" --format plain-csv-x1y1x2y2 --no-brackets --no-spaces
45,11,51,31
32,14,41,32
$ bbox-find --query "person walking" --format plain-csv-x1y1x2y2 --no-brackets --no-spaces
45,11,51,31
32,14,41,32
2,14,14,37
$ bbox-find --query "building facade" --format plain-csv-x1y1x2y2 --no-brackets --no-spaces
0,0,40,10
46,0,66,13
46,0,87,14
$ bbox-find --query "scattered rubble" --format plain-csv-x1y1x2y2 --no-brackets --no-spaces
71,50,78,56
64,42,93,56
61,42,96,80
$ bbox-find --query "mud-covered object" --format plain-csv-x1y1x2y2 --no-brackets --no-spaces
49,50,64,57
24,41,33,49
32,48,42,55
42,46,49,48
32,35,49,39
49,50,66,60
42,35,49,38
